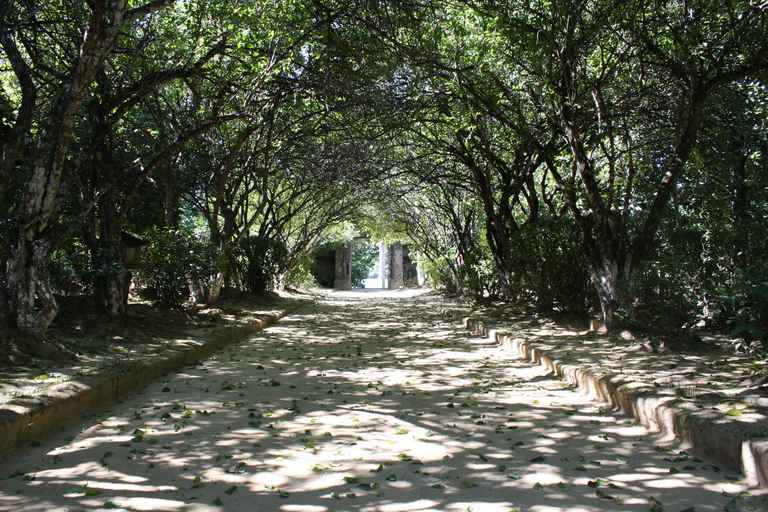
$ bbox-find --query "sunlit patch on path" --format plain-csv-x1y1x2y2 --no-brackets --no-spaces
0,290,762,512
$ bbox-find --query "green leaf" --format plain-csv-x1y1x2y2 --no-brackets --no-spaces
725,409,744,416
596,489,613,499
724,500,738,512
224,484,237,495
557,482,571,492
386,475,397,481
680,508,696,512
213,497,223,506
343,477,359,484
104,501,122,509
84,488,102,496
278,489,289,498
529,455,547,462
669,467,680,474
533,482,544,490
573,465,588,471
647,497,663,512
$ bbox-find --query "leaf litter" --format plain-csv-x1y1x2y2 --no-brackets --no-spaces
0,293,762,511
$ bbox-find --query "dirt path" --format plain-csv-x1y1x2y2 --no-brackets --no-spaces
0,290,763,511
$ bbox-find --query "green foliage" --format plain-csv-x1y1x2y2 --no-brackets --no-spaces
718,266,768,354
235,236,289,293
139,228,224,304
48,246,104,295
514,217,592,313
627,258,705,333
462,248,501,299
420,249,461,294
285,252,315,289
351,242,379,288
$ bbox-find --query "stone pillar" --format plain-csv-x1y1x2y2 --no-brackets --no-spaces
388,241,404,289
334,243,352,290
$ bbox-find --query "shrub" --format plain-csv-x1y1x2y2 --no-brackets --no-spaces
139,228,224,304
717,266,768,354
285,252,315,289
235,236,288,293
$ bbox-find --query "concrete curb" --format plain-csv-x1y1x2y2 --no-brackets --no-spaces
0,304,302,456
450,312,768,487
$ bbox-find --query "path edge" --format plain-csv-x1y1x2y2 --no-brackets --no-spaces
449,311,768,487
0,304,301,456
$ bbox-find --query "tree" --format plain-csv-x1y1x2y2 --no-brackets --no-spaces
0,0,176,351
459,0,768,328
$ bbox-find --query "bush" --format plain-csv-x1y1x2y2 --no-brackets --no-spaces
285,252,315,289
48,244,103,295
627,257,704,333
138,228,224,304
462,248,501,298
717,266,768,354
513,217,592,312
625,226,731,333
420,249,461,294
235,236,288,293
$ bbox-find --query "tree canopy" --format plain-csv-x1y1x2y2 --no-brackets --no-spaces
1,0,766,356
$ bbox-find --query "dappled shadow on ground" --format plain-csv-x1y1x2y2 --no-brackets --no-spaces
467,304,768,423
0,291,763,512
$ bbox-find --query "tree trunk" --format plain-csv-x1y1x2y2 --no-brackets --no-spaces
586,257,629,331
191,269,227,304
5,238,58,338
4,238,72,360
92,247,126,316
205,271,226,304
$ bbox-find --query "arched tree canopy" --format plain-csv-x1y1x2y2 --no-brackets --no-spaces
1,0,766,353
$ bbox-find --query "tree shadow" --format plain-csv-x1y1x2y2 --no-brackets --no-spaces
0,293,762,512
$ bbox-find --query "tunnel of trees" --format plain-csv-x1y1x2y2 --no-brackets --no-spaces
0,0,766,359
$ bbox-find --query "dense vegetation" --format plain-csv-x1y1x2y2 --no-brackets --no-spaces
1,0,766,358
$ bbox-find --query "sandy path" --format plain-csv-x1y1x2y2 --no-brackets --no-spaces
0,290,762,512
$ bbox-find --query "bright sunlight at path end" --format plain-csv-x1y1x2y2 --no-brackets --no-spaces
0,290,762,512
